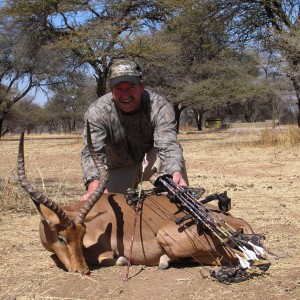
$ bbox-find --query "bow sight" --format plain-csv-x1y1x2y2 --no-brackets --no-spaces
150,172,231,211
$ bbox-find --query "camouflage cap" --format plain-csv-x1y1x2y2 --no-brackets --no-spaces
109,59,143,87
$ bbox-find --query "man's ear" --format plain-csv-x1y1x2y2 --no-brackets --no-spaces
140,82,145,93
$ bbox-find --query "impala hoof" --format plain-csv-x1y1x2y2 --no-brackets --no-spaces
116,256,128,266
158,262,169,270
158,254,170,270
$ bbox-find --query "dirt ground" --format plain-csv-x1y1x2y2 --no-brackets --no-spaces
0,128,299,300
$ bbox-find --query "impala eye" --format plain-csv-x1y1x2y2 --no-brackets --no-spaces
57,236,67,244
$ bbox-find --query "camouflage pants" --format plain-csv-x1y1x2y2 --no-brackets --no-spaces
106,147,189,193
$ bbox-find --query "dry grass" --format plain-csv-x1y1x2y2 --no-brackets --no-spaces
259,125,300,147
0,177,35,213
0,126,300,299
219,125,300,148
1,125,299,212
0,134,84,212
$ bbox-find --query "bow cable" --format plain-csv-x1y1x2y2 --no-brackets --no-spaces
124,154,149,281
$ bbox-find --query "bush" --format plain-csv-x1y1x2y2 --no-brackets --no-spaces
0,178,36,213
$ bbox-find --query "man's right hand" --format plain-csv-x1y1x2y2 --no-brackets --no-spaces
80,180,108,202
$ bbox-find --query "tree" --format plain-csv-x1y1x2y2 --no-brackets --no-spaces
257,50,297,124
199,0,300,126
4,99,45,134
139,31,188,131
44,78,97,133
0,8,78,137
2,0,179,100
178,49,278,129
143,0,243,130
0,17,39,138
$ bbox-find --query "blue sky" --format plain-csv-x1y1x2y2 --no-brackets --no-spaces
32,90,49,106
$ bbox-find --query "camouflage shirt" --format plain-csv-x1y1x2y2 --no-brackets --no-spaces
81,89,184,185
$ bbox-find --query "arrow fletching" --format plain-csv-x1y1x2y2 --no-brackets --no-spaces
236,253,251,269
248,241,265,256
142,154,149,172
239,246,258,260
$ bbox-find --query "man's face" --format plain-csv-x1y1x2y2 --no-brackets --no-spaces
111,81,144,113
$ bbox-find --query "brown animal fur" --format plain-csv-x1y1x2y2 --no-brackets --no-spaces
35,192,255,274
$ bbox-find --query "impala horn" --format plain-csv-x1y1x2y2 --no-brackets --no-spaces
73,120,108,224
17,131,72,227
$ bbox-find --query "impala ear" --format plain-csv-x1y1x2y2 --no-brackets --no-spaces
33,201,60,225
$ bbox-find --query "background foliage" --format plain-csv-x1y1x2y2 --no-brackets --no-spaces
0,0,299,136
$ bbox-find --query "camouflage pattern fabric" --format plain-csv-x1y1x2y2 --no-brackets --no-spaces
109,59,142,86
109,59,142,79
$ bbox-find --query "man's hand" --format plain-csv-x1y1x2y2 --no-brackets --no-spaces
80,180,108,202
172,171,188,187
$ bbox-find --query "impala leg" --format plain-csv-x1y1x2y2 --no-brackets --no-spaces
155,226,187,267
98,252,116,266
98,252,129,266
156,224,242,267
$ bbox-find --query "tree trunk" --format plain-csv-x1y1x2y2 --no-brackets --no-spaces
95,69,108,98
193,108,203,131
297,103,300,127
173,104,181,133
0,111,8,139
48,121,54,134
0,118,4,139
290,77,300,127
173,103,187,133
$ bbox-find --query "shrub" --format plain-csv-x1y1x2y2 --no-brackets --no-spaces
0,177,35,213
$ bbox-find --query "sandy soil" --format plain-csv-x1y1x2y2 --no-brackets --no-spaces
0,129,299,300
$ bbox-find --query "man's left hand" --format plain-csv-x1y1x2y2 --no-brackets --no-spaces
172,171,188,187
